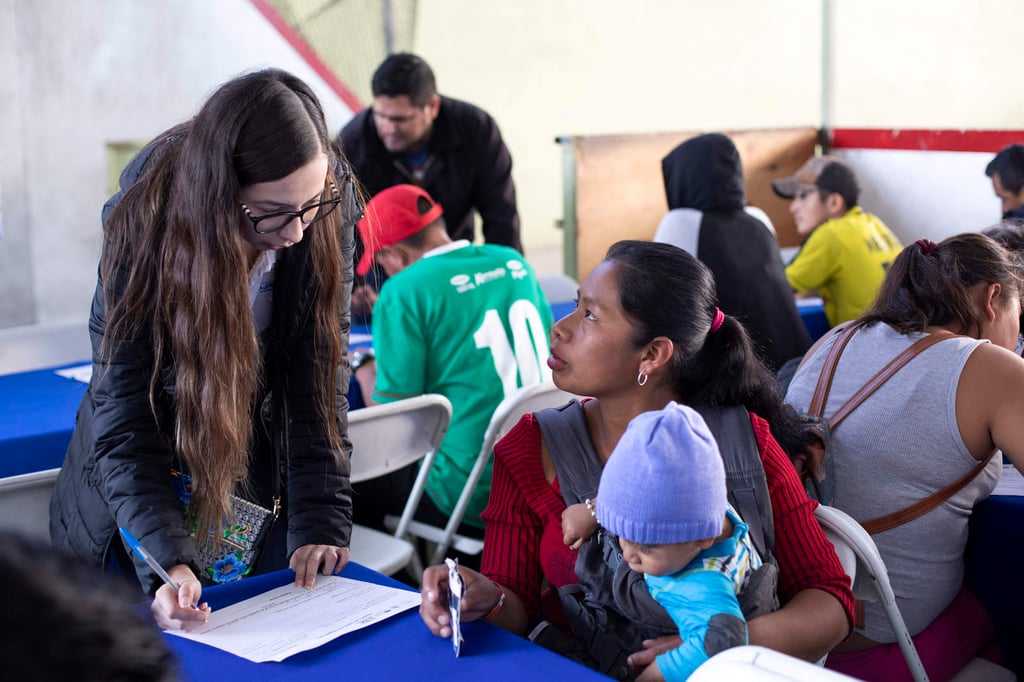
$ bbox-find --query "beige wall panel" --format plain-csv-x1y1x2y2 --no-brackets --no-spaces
568,128,817,282
830,0,1024,128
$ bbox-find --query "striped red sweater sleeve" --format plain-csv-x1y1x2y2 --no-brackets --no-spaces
750,412,856,627
480,413,574,622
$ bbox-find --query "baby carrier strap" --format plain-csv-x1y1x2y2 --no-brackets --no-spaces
536,399,602,506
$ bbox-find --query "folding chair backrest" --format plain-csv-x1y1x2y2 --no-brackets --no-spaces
348,394,452,485
813,505,929,682
0,467,60,543
346,394,452,577
536,273,580,305
420,382,580,564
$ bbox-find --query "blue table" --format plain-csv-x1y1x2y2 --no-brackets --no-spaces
165,562,606,681
796,297,830,341
966,492,1024,676
0,362,88,477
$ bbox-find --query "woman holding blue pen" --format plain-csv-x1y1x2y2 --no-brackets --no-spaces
49,69,359,630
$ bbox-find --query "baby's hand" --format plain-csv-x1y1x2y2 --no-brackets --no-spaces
561,501,598,550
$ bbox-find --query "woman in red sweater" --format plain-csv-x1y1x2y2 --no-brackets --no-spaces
420,240,853,671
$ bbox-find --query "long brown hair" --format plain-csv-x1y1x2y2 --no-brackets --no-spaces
101,69,352,536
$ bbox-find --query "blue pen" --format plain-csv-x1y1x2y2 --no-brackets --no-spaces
118,527,193,604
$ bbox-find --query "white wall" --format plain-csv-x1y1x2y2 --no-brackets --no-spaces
413,0,1024,267
830,0,1024,128
0,0,355,327
415,0,822,263
5,0,1024,328
836,149,1001,245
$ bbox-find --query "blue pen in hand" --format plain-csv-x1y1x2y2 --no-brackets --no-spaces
118,527,198,609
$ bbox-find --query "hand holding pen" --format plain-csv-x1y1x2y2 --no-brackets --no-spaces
118,528,211,631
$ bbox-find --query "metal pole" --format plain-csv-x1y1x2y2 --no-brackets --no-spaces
383,0,394,55
820,0,832,152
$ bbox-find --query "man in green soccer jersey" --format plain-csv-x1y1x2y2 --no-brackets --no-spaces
351,184,552,540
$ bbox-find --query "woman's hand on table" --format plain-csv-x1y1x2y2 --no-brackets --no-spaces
151,563,210,631
291,544,350,589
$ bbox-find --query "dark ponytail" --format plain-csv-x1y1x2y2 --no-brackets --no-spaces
861,232,1021,334
606,240,810,456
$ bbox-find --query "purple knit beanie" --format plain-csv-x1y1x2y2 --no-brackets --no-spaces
597,402,726,545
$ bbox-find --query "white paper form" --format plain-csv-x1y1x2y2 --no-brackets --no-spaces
165,575,420,662
55,364,92,383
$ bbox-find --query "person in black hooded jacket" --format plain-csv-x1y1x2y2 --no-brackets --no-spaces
654,133,812,371
49,69,358,632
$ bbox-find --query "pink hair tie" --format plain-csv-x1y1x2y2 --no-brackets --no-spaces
915,238,937,255
710,307,725,333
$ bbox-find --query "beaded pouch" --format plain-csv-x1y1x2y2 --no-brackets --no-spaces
171,469,277,584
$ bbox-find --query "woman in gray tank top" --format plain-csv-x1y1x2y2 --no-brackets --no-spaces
785,233,1024,680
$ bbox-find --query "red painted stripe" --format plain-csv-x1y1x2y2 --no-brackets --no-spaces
248,0,364,113
831,128,1024,153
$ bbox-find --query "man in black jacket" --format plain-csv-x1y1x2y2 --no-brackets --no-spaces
339,53,520,249
339,54,521,316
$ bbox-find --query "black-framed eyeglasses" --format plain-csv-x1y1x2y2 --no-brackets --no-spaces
241,182,342,235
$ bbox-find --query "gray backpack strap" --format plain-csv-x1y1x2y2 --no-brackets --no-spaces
696,406,776,563
535,400,603,506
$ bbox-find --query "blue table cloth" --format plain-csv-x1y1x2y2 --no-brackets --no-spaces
966,493,1024,676
0,362,88,477
164,563,607,681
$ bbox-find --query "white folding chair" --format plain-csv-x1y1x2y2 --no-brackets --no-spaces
0,467,60,542
399,382,579,565
536,272,579,305
347,394,452,579
814,506,1014,681
814,504,930,682
691,645,860,681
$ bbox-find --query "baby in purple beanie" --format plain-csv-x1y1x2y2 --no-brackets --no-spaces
561,402,762,681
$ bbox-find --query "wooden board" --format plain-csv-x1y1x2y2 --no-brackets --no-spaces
563,128,818,281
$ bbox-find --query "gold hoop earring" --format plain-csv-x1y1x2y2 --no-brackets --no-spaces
637,369,648,387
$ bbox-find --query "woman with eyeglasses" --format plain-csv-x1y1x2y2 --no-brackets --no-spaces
50,69,361,631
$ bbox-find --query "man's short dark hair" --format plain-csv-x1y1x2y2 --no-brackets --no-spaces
0,531,179,681
985,143,1024,194
816,161,860,210
371,53,437,107
983,219,1024,258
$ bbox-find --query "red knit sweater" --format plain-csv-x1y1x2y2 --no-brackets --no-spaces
480,410,856,627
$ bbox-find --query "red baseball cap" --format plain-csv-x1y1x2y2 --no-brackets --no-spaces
356,184,444,276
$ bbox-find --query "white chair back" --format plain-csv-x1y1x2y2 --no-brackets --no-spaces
536,272,579,304
401,382,579,565
815,505,1015,682
346,394,452,578
0,467,60,542
813,504,929,682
